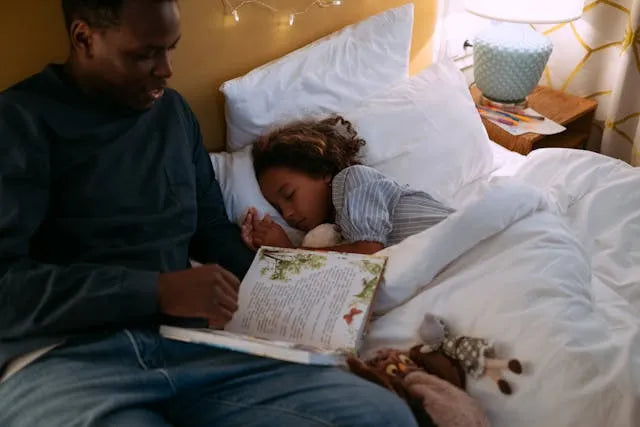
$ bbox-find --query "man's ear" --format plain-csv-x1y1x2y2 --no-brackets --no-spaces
69,20,94,58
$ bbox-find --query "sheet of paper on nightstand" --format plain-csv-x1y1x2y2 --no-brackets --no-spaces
488,108,566,136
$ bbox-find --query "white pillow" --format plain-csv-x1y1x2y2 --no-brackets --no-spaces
210,146,306,246
372,58,494,202
220,3,414,152
212,59,493,242
338,85,423,165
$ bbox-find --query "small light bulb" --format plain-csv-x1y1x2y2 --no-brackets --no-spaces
332,0,342,5
289,14,295,26
232,9,239,22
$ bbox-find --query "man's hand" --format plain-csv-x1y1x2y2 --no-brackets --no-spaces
158,264,240,328
252,214,294,248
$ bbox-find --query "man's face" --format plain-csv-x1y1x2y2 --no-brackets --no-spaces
85,0,181,110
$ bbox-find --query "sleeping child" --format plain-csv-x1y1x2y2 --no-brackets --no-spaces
241,116,455,254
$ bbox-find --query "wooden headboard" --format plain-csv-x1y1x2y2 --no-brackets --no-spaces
0,0,437,151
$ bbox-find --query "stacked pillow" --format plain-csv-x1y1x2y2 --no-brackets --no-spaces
221,4,415,152
212,3,493,241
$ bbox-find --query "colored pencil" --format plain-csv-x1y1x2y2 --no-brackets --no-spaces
478,105,531,122
477,108,518,123
477,110,517,126
499,107,546,120
512,111,545,121
481,105,545,121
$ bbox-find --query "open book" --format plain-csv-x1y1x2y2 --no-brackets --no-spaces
160,246,386,365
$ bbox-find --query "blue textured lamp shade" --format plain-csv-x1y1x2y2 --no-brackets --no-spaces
465,0,583,104
473,23,552,103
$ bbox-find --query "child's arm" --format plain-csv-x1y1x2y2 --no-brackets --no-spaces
250,213,295,249
250,215,383,254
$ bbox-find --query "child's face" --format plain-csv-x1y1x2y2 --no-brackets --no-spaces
258,166,332,232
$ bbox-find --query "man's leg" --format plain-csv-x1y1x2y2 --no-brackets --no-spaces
161,336,420,427
86,409,172,427
0,330,174,427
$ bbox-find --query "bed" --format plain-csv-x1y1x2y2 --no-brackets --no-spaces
205,2,640,426
365,143,640,426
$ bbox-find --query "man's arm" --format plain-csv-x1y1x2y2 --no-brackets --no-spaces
0,101,159,340
185,108,254,279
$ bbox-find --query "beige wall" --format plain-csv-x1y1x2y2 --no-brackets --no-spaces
0,0,436,151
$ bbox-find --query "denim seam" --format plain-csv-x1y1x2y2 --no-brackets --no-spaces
157,368,177,394
124,329,149,370
197,395,338,427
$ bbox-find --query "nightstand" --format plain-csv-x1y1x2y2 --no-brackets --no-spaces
470,85,598,155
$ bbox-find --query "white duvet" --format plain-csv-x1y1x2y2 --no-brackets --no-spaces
363,148,640,427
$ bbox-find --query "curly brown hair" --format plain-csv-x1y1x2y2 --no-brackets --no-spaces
252,115,366,180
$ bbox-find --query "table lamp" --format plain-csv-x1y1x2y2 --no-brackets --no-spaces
465,0,583,107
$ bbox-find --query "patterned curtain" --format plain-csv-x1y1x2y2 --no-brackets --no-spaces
535,0,640,165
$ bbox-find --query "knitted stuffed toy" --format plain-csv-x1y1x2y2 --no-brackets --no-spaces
347,348,488,427
419,313,523,394
301,223,344,248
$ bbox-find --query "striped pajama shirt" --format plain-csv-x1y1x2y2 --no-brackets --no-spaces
332,165,455,246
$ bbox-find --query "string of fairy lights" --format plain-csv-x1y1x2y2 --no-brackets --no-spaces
223,0,343,26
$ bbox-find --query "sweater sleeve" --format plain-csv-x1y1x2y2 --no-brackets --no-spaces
180,100,254,279
0,99,160,341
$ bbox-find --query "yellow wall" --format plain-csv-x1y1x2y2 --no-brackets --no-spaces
0,2,69,89
0,1,436,151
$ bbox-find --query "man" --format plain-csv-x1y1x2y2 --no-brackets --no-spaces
0,1,419,426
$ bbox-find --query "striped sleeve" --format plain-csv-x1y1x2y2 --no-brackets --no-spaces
332,165,403,245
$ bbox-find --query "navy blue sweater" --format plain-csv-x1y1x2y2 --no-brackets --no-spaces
0,65,254,370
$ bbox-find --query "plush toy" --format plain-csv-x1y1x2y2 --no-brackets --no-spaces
419,313,523,395
301,223,344,248
347,349,488,427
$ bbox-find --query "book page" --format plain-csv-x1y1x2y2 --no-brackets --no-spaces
224,247,386,353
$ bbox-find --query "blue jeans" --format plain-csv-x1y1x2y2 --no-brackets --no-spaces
0,329,418,427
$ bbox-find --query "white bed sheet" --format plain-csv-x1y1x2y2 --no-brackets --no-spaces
487,144,639,312
364,142,640,427
449,142,526,208
489,141,528,175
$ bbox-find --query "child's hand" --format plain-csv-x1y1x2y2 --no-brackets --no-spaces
241,207,258,251
252,214,294,249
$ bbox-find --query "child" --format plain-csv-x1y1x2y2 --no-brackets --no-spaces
242,116,455,254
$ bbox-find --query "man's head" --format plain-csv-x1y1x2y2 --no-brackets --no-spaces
62,0,181,110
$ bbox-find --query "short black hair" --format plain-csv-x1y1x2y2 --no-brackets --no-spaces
61,0,124,30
